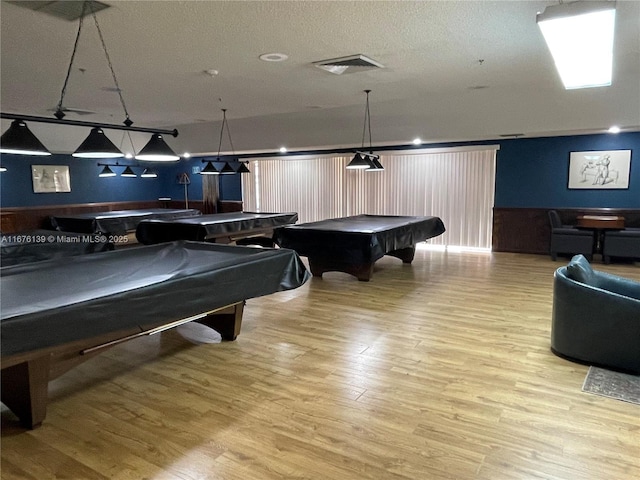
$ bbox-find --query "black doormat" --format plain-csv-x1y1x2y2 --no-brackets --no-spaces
582,366,640,405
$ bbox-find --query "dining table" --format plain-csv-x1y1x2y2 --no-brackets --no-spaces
576,215,625,253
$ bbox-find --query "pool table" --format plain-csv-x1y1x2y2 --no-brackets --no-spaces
136,211,298,246
274,214,446,281
49,208,202,235
1,241,310,428
1,229,114,266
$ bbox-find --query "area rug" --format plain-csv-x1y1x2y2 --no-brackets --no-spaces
581,366,640,405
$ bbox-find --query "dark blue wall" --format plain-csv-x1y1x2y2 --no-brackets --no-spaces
2,132,638,208
495,132,640,208
0,154,243,207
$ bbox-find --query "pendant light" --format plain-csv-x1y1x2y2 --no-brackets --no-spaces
73,127,123,158
120,165,137,177
200,161,220,175
98,165,116,177
1,1,179,157
0,119,51,156
237,161,251,173
140,168,158,178
346,90,383,171
135,134,180,161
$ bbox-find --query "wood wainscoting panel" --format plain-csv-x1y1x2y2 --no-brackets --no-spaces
493,207,640,254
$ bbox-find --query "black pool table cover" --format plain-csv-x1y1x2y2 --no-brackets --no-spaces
274,214,446,265
49,208,202,234
136,211,299,245
1,241,310,357
1,230,114,266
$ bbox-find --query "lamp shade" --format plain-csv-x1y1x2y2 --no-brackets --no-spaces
141,168,158,178
120,165,137,177
200,161,220,175
366,156,384,172
0,165,7,172
135,134,180,161
73,127,124,158
237,162,251,173
537,1,616,89
98,165,116,177
0,120,51,156
220,162,236,174
346,153,370,169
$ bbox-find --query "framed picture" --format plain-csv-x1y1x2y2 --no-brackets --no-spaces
31,165,71,193
567,150,631,189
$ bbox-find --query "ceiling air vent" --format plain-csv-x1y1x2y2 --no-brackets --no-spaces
6,1,110,21
313,54,384,75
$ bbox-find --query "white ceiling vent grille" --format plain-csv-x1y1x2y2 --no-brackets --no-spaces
313,54,384,75
6,1,110,21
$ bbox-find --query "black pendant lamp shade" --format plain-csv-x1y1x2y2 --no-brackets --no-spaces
346,152,370,169
220,162,236,174
237,162,250,173
141,168,158,178
121,165,137,177
200,161,220,175
367,156,384,172
135,134,180,161
0,165,7,172
0,120,52,156
98,165,116,177
73,127,123,158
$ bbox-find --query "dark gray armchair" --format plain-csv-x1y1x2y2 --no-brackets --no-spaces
603,228,640,264
548,210,594,261
551,255,640,374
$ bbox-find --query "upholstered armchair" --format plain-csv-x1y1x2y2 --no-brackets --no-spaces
603,228,640,264
548,210,594,261
551,255,640,374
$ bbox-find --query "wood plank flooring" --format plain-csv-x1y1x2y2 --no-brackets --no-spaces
2,250,639,479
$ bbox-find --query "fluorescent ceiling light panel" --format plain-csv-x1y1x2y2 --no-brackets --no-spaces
537,1,616,89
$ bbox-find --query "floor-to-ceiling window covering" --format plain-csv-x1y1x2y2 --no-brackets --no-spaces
241,147,497,249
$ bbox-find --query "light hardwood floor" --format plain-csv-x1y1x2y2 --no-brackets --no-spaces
2,249,639,479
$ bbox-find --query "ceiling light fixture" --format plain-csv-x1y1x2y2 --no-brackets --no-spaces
98,165,116,177
237,162,251,174
0,166,8,172
120,165,137,178
200,161,220,175
608,125,621,134
0,119,51,156
347,90,383,171
537,1,616,89
97,162,157,178
0,1,179,157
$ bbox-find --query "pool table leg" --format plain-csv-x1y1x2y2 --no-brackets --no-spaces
308,259,375,281
1,355,50,429
196,302,245,340
387,246,416,264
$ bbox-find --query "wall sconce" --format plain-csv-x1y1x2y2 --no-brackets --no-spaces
1,1,180,159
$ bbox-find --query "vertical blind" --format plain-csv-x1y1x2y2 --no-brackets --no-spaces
241,147,497,249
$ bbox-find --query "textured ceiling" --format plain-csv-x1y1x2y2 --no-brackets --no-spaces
1,0,639,156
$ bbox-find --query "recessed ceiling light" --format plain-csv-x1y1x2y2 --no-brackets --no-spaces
413,138,422,145
259,53,288,62
279,147,287,153
608,125,621,134
183,152,191,158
